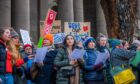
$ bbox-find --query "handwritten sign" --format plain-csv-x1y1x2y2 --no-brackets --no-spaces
20,29,32,45
44,9,57,34
64,22,91,36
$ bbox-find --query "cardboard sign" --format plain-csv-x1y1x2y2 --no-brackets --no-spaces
44,9,57,34
34,47,48,63
70,49,86,60
51,20,61,34
64,22,91,36
20,29,32,45
53,33,66,44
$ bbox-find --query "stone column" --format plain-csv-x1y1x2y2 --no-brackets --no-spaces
73,0,84,22
30,0,38,44
40,0,51,21
0,0,11,27
58,0,74,31
11,0,30,31
96,0,108,36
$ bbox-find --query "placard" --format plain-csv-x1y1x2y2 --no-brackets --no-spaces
44,9,57,34
51,20,61,34
34,47,48,63
64,22,91,36
95,51,109,65
53,33,66,44
70,49,86,60
20,29,32,45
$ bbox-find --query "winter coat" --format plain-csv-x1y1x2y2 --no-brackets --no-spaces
34,48,58,84
83,48,105,81
54,47,80,84
0,39,26,74
111,48,136,67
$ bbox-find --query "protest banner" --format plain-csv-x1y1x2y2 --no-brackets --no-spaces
70,49,86,60
44,9,57,34
53,33,66,44
34,47,48,63
64,22,91,36
20,29,32,45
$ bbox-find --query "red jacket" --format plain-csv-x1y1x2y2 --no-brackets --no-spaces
6,50,25,73
0,39,25,73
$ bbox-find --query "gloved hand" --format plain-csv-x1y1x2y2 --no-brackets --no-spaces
77,58,85,68
93,62,103,70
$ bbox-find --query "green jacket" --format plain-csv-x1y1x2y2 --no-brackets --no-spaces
54,47,70,84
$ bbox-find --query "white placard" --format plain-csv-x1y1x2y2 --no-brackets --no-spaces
34,47,48,63
70,49,86,60
20,29,31,45
94,51,110,65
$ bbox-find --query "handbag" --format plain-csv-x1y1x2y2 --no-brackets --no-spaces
61,66,75,78
110,66,136,84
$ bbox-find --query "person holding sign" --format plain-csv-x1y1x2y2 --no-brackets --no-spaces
23,44,35,84
78,37,105,84
54,35,80,84
34,34,58,84
0,27,33,84
96,34,112,84
9,29,34,84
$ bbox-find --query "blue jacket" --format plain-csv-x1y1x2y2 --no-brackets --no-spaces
83,49,104,81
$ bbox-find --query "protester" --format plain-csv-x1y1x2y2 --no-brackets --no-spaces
0,27,34,84
130,40,140,84
34,34,58,84
109,39,136,66
54,35,79,84
77,37,107,84
0,27,14,84
23,44,35,84
10,29,26,84
96,34,113,84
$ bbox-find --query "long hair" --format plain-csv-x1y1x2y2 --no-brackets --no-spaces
7,39,21,65
63,35,76,50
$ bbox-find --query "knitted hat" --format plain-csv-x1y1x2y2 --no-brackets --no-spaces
108,39,121,47
84,37,96,48
11,30,19,38
44,34,53,44
23,44,32,50
132,40,140,47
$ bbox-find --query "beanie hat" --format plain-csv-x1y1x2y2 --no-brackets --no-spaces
84,37,96,48
11,30,19,38
23,44,32,50
44,34,53,44
132,40,140,47
108,39,121,47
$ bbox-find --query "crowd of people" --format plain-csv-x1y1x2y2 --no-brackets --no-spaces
0,27,140,84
